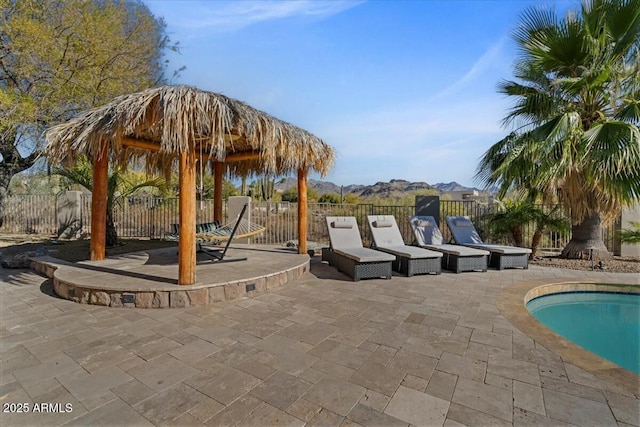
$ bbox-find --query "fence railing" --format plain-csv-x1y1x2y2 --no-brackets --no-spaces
0,194,618,253
1,195,58,235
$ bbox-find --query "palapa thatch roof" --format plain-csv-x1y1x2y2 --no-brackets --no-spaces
45,85,335,178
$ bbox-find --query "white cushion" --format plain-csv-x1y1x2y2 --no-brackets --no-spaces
335,247,395,263
377,245,443,259
464,243,532,254
331,221,353,229
373,220,393,228
422,244,490,256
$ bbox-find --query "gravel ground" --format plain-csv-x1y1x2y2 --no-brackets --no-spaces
530,255,640,273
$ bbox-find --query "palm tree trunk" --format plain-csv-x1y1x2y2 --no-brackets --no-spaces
530,230,542,260
561,213,611,259
106,211,118,247
512,224,523,248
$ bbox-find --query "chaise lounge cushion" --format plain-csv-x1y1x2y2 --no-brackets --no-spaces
461,243,531,254
372,220,394,228
326,216,395,263
377,245,443,259
331,221,353,229
409,216,489,256
367,215,442,258
334,247,396,263
445,216,532,254
420,244,489,256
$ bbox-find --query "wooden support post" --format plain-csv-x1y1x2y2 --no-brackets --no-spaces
90,144,109,261
178,149,197,285
297,168,308,255
213,161,224,223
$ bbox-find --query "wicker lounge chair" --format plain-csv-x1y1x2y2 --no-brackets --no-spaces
367,215,442,276
322,216,395,281
445,216,531,270
408,216,489,273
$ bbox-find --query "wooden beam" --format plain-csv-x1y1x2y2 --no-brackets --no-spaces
121,137,160,152
178,149,197,285
213,161,224,223
297,168,308,255
225,151,261,162
90,144,109,261
195,133,241,142
121,137,260,162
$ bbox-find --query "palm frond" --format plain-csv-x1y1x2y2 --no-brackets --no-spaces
481,0,640,225
615,100,640,124
599,0,640,56
53,156,93,190
618,221,640,244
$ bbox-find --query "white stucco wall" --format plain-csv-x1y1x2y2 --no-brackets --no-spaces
620,205,640,257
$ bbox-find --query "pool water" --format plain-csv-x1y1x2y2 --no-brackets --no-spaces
527,292,640,374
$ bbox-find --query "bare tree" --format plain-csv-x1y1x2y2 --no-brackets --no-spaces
0,0,182,223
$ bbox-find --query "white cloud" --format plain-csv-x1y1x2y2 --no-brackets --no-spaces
321,99,505,155
315,93,510,186
166,0,364,33
311,40,515,186
430,38,508,102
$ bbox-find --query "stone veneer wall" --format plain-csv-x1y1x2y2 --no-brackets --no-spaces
31,257,309,308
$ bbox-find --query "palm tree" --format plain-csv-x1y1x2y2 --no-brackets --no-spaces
528,205,570,259
487,200,569,259
486,199,532,248
476,0,640,259
55,156,166,247
618,221,640,245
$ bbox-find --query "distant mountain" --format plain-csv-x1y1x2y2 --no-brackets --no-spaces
433,181,499,194
432,182,475,192
358,179,434,198
274,178,492,198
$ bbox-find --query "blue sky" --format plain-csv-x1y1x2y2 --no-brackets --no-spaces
145,0,573,188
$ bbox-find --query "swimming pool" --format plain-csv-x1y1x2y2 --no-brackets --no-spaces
527,292,640,374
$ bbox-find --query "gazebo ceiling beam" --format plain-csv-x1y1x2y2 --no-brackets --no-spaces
224,151,261,162
121,137,260,162
194,134,241,142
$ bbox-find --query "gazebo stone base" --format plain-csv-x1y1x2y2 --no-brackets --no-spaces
29,246,310,308
48,272,304,308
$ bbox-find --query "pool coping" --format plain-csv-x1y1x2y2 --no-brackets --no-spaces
497,278,640,397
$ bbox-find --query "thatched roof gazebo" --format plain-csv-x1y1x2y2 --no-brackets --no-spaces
45,85,335,285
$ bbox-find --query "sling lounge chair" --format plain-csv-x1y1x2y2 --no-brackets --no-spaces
445,216,531,270
164,206,264,245
196,203,252,263
408,216,488,273
323,216,395,281
367,215,442,276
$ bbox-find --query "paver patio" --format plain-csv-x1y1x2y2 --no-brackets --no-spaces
1,257,638,426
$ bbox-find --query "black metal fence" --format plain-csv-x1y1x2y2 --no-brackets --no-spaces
453,202,575,253
0,194,618,253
